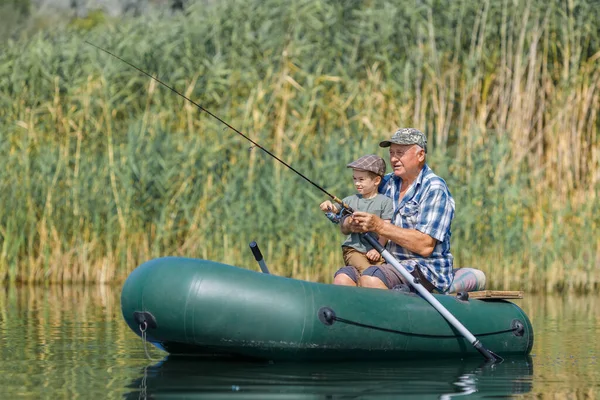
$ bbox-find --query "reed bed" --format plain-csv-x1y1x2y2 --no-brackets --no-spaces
0,0,598,292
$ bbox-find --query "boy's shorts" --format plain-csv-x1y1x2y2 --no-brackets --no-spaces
342,246,384,273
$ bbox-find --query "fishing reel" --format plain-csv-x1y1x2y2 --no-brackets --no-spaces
324,205,353,224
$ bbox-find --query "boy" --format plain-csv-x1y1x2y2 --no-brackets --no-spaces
320,155,394,280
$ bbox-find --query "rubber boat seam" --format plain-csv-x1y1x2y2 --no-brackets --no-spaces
404,299,412,352
299,281,308,352
186,274,203,344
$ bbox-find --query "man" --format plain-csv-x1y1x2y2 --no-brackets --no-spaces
323,128,455,293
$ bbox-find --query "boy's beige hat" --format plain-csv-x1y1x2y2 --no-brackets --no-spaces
347,154,386,177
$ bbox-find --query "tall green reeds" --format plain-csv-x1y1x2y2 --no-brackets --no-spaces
0,0,598,292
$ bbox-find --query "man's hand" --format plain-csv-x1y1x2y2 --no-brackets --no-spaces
348,211,385,233
365,248,381,262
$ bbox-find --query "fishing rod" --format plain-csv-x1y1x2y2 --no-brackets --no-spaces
85,41,352,215
88,42,500,362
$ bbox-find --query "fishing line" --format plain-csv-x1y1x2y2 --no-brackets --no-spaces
86,41,350,211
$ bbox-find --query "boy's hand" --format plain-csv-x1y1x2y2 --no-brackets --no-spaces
366,249,381,262
319,200,337,212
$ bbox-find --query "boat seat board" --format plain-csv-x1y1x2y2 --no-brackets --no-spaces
459,290,523,299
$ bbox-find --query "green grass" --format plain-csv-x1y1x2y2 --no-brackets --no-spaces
0,0,598,292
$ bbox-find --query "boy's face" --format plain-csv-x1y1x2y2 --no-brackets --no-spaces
352,170,380,196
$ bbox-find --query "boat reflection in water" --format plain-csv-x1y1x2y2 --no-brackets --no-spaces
125,355,533,399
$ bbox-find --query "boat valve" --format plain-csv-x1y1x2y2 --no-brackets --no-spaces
318,307,337,326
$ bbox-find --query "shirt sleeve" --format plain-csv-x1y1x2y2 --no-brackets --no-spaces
380,197,394,220
415,188,454,242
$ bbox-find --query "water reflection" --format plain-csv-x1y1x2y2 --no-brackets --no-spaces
0,285,597,398
0,284,144,398
125,355,533,399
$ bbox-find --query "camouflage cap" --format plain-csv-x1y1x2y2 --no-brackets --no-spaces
379,127,428,153
347,154,386,177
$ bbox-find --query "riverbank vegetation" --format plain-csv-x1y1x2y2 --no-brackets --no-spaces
1,0,598,292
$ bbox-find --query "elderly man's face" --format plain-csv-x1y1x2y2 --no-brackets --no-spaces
388,143,425,179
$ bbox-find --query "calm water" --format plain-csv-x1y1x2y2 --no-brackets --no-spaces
0,284,598,399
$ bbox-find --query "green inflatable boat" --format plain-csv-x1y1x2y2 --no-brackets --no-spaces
121,257,533,361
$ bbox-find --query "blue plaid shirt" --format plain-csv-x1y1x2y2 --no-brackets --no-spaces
379,164,455,292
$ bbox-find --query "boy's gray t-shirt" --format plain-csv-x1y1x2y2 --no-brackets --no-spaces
341,193,394,253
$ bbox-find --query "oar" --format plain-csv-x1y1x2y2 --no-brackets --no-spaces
249,241,270,274
362,233,501,362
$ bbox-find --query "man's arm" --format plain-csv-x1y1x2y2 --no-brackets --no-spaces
375,220,436,257
348,212,437,257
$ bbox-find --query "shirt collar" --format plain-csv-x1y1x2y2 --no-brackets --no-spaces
390,163,429,189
